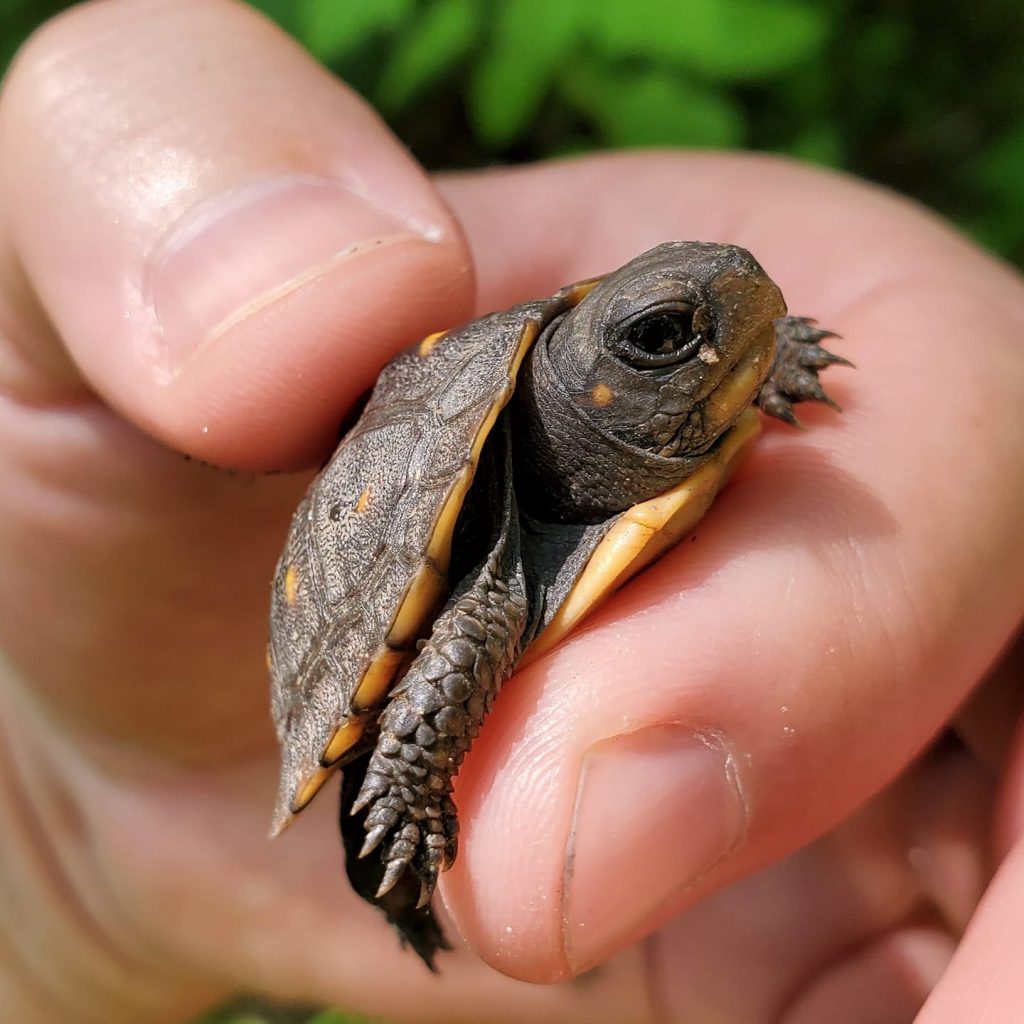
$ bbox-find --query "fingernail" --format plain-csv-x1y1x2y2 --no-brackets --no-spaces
563,725,746,973
147,175,441,374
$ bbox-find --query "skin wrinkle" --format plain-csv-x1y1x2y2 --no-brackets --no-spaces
166,232,426,383
0,694,182,1020
636,752,978,1024
3,678,241,978
641,932,668,1024
770,919,953,1024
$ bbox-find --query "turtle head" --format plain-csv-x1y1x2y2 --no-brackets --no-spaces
515,241,785,522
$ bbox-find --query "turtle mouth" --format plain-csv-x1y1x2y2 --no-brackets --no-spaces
705,327,773,420
658,326,773,459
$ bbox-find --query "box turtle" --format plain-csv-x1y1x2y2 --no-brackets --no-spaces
267,241,847,968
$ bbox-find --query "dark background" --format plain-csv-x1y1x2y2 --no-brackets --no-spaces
2,2,1021,1022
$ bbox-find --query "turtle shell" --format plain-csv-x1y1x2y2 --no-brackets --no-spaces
268,279,600,834
267,241,849,969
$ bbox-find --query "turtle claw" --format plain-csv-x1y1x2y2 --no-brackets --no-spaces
351,767,388,816
374,821,422,898
799,372,842,411
761,396,802,428
359,824,389,859
758,315,847,425
416,880,433,910
377,857,410,900
802,346,854,371
779,316,838,342
339,759,452,969
363,795,455,905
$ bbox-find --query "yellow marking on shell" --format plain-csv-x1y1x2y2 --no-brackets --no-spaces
591,383,614,407
283,565,300,607
508,320,541,384
291,765,332,814
376,319,543,678
387,562,446,648
522,409,762,666
418,331,447,357
352,646,408,712
428,466,473,570
563,277,602,304
264,644,273,671
271,759,336,837
321,716,367,765
427,320,541,571
356,486,372,514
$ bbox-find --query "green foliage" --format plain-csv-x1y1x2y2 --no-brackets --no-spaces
375,0,480,114
2,0,1023,262
259,0,1022,264
588,0,828,80
297,0,412,64
469,0,585,146
561,62,745,149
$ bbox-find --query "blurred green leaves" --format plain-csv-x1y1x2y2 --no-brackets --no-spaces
281,0,830,153
297,0,412,64
590,0,827,79
241,0,1024,263
376,0,480,113
469,0,585,146
6,0,1019,260
972,123,1024,255
561,64,745,149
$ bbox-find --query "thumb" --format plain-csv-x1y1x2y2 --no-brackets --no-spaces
0,0,472,761
0,0,473,470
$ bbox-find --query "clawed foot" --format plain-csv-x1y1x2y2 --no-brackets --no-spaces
757,316,851,425
339,751,454,971
352,751,459,907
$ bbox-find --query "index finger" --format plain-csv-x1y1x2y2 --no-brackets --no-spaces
436,153,1024,980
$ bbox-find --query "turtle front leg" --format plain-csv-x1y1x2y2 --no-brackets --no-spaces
340,470,529,962
756,316,851,425
351,555,528,903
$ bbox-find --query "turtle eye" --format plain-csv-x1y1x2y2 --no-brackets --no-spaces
611,304,710,369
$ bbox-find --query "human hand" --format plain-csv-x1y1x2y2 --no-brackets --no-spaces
0,3,1021,1023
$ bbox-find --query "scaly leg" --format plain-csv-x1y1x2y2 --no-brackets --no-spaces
351,544,528,906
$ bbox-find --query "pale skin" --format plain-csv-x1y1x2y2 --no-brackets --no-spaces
0,1,1022,1022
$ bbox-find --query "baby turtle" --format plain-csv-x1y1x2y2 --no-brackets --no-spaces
268,241,847,968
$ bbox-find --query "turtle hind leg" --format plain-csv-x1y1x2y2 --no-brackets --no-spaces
757,316,851,426
339,754,451,971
